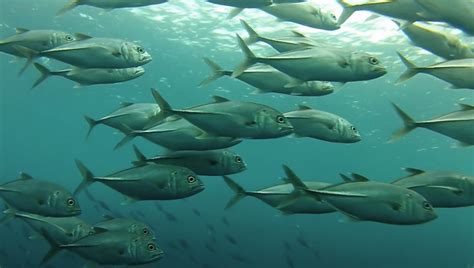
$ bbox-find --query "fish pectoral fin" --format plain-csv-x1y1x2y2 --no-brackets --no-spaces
208,160,218,166
338,214,363,223
244,120,257,126
426,186,464,195
120,196,138,205
195,131,214,140
0,187,21,193
337,59,349,68
112,51,122,57
457,141,473,147
387,201,402,211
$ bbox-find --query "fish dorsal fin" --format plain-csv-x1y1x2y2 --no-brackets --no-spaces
350,173,370,182
92,227,109,234
403,167,425,175
119,102,134,108
282,165,307,190
339,174,353,182
297,104,312,111
459,103,474,111
212,96,230,103
291,30,307,38
102,214,115,221
19,172,34,180
15,28,30,34
74,33,93,41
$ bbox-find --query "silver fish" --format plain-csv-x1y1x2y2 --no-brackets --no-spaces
116,116,242,150
17,37,152,68
207,0,272,8
222,171,335,215
415,0,474,36
3,207,93,244
201,58,334,96
391,168,474,208
42,230,164,265
58,0,168,15
397,22,474,60
152,89,293,139
284,104,361,143
132,145,247,176
32,63,145,88
94,215,155,239
397,52,474,89
286,170,437,225
74,160,204,201
260,3,340,30
391,102,474,146
0,173,81,217
234,34,386,83
337,0,441,27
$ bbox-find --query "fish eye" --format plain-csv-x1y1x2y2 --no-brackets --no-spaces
234,156,242,163
368,57,379,65
65,35,74,41
143,228,149,235
136,47,145,54
187,175,196,183
331,14,336,20
422,201,432,210
147,243,156,251
67,198,76,206
351,126,357,132
276,115,285,124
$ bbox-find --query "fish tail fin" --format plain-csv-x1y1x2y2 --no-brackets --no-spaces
232,34,258,78
32,63,51,89
222,176,247,209
40,228,62,265
74,159,95,195
12,45,37,76
1,203,17,224
84,115,98,139
240,19,260,45
56,0,82,16
150,88,174,118
131,145,147,166
114,124,137,150
336,0,356,25
396,52,419,84
199,57,228,87
390,102,417,142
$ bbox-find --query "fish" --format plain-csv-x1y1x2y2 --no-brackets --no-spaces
16,37,152,69
150,88,293,139
336,0,441,27
178,239,190,249
162,210,178,222
396,52,474,89
206,0,273,18
32,63,145,88
0,173,81,217
58,0,168,15
93,215,155,239
285,167,438,225
240,19,320,53
233,34,386,83
284,104,361,143
260,3,340,30
285,254,295,268
205,242,216,253
415,0,474,36
222,216,230,227
225,234,239,246
191,208,201,216
84,97,164,138
131,145,247,176
201,57,334,97
41,229,164,265
115,116,243,150
74,160,205,201
222,173,335,215
391,167,474,208
0,28,84,74
396,21,474,60
391,102,474,146
229,252,250,263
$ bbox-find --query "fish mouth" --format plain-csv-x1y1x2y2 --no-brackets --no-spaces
193,183,206,193
70,208,82,215
152,251,165,260
141,55,153,64
374,67,387,75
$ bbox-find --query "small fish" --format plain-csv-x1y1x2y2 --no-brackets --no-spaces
191,208,201,217
284,104,361,143
222,216,230,227
178,239,190,250
234,35,386,83
132,145,247,176
58,0,168,15
0,173,80,217
94,215,155,239
205,242,216,253
285,254,295,268
207,0,272,8
74,160,205,201
201,57,335,97
162,210,178,223
229,252,250,263
391,167,474,207
225,234,238,246
32,63,145,88
283,241,293,252
391,102,474,146
396,52,474,89
260,3,340,30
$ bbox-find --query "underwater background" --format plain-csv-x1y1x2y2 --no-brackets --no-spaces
0,0,473,267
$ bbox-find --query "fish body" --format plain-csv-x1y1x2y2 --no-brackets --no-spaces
391,103,474,146
58,0,168,14
260,3,340,30
94,216,155,238
392,168,474,207
415,0,474,35
207,0,272,8
0,174,80,217
284,105,361,143
74,161,205,201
